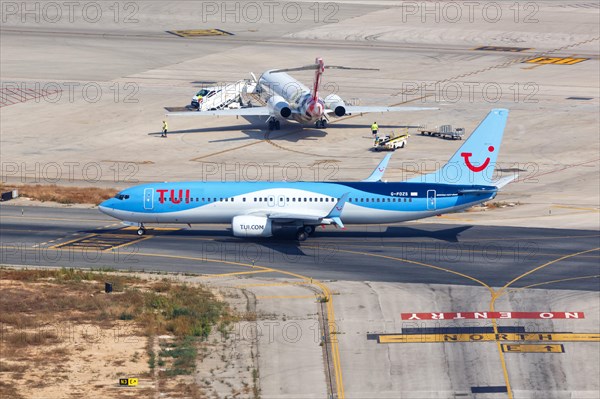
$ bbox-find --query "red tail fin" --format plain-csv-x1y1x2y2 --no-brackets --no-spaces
312,57,325,101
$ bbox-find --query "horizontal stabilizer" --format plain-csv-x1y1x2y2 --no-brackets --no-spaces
493,174,519,188
458,188,498,195
167,108,271,117
343,106,439,114
271,65,378,73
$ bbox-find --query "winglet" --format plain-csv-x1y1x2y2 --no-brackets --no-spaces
363,154,392,182
326,192,350,228
331,216,345,229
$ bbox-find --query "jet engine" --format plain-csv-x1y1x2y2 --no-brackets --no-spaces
325,94,346,117
267,95,292,118
232,215,273,237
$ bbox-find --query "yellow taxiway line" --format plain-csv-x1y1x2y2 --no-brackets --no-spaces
130,251,346,398
306,245,599,399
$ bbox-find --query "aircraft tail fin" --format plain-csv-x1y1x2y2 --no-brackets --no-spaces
311,57,325,101
408,109,509,186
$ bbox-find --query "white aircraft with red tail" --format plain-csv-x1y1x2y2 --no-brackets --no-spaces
167,57,437,130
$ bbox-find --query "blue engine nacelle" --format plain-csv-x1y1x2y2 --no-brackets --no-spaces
266,95,292,118
325,94,346,117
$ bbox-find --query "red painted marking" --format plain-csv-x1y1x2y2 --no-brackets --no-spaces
171,189,183,204
461,145,495,172
157,189,168,204
401,312,585,320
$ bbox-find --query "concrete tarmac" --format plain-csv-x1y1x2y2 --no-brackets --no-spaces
2,205,598,291
2,204,599,398
1,1,599,397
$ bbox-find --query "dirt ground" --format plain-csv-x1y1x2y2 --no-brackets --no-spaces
0,268,258,399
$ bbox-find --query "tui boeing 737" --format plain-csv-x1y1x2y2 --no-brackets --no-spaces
99,109,514,241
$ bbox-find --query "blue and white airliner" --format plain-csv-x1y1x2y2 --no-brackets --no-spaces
100,109,514,241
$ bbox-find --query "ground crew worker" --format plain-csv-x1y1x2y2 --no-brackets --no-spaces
371,122,378,136
161,120,168,138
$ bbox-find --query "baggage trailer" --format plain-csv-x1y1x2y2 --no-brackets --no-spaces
419,124,464,140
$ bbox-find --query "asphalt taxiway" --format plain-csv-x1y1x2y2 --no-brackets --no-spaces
2,205,598,291
1,1,599,397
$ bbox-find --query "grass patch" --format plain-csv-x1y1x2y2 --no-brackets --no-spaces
0,183,117,205
159,337,198,376
1,267,234,397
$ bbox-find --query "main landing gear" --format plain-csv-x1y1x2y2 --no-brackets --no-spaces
137,224,146,236
315,119,327,129
268,119,281,130
296,225,316,242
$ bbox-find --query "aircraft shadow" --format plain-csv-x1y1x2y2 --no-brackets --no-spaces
148,117,417,142
86,224,472,258
310,225,472,243
148,123,328,143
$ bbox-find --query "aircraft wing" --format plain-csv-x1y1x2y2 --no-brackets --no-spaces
167,107,271,117
338,106,439,114
264,212,324,223
251,193,351,227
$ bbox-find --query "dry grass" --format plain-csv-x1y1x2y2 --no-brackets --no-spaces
0,268,233,398
0,183,117,205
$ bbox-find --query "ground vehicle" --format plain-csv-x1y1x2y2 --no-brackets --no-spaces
190,80,248,111
420,125,464,140
373,132,409,151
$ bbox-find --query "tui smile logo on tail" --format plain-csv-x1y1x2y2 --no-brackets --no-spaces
461,146,495,172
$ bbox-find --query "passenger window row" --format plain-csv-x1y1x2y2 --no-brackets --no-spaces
162,196,412,203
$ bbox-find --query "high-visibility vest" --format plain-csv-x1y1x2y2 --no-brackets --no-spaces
371,123,378,131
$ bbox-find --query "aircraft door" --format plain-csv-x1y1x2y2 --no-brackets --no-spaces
267,196,275,207
144,188,154,210
427,190,436,210
277,195,286,207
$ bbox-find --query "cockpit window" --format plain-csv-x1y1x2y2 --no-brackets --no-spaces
115,194,130,200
